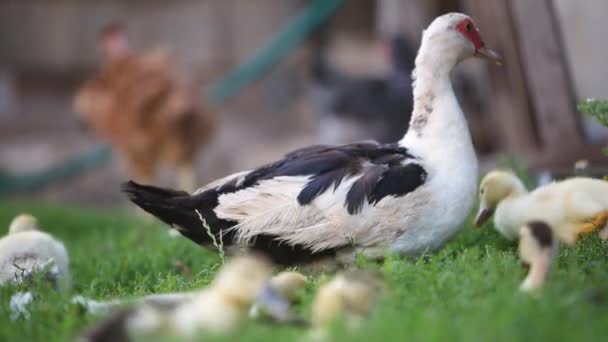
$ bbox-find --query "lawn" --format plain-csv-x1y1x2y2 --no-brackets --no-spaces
1,199,608,341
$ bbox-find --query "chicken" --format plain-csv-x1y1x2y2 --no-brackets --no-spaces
74,22,216,192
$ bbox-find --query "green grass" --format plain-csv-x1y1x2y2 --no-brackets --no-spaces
1,200,608,341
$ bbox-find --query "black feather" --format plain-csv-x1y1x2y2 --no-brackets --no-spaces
371,153,409,166
369,164,427,204
272,151,351,177
345,165,387,214
121,181,236,245
298,165,359,205
249,234,338,265
527,221,554,248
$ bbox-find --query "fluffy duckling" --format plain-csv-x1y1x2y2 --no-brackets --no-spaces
311,270,385,334
249,271,308,322
475,170,608,245
170,255,273,336
518,221,557,292
0,214,70,290
269,271,308,302
79,270,306,328
73,291,198,316
82,255,273,342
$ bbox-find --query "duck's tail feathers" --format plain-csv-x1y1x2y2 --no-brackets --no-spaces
121,181,233,246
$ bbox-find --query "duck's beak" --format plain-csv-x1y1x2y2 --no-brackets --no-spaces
476,46,503,66
474,206,493,228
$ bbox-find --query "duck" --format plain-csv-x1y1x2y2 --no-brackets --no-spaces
249,270,308,322
310,270,385,336
0,214,70,291
81,255,274,341
518,221,557,292
122,13,502,266
475,170,608,245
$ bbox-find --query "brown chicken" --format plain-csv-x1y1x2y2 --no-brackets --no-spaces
74,22,215,192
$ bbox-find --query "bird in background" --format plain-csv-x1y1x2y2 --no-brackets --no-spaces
311,34,417,144
74,21,216,192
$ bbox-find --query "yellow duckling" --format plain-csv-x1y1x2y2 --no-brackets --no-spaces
169,255,273,336
269,271,307,302
311,270,384,334
82,255,273,341
0,214,70,291
475,170,608,245
518,221,557,292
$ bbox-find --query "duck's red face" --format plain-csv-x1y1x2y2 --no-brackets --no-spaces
456,18,502,65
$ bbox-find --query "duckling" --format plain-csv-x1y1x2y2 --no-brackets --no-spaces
73,291,198,316
311,270,385,334
0,214,70,290
475,170,608,245
519,221,557,292
269,271,307,302
170,255,273,336
81,255,273,342
249,271,308,323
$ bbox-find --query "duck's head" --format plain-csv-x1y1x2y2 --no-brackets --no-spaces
519,221,556,292
475,170,527,227
269,271,308,303
418,13,502,69
211,255,273,307
8,214,40,234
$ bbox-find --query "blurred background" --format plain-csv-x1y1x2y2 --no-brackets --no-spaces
1,0,608,206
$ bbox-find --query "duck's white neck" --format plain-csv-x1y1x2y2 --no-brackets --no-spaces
400,38,473,163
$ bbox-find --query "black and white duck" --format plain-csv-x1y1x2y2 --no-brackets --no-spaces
123,13,502,265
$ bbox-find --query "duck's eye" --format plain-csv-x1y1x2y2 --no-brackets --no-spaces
465,22,473,32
